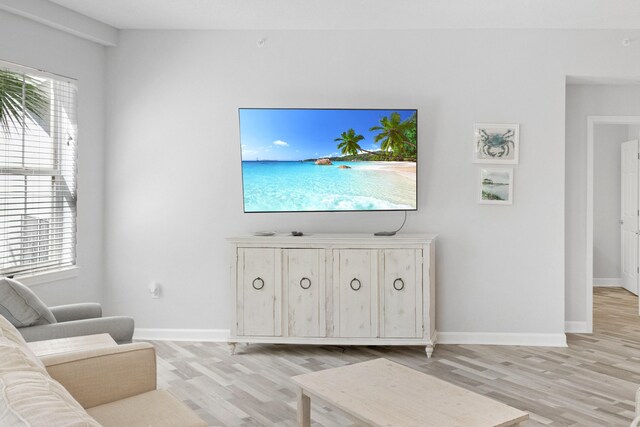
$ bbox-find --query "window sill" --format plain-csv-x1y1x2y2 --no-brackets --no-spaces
15,266,80,287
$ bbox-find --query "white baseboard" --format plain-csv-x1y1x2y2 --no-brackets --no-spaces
133,328,230,342
564,321,589,333
134,328,567,347
593,277,622,287
437,332,567,347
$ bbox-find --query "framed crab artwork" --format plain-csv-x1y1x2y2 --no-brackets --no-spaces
473,123,520,164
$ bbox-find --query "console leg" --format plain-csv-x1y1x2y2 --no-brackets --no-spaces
228,343,237,355
425,344,434,359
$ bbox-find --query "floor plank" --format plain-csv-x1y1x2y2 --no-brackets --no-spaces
146,288,639,426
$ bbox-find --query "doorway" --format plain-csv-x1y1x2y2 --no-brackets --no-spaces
586,116,640,331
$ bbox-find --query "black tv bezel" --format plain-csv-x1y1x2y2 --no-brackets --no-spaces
238,107,418,214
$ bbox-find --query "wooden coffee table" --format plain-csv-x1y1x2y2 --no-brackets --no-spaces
292,358,528,427
28,333,117,357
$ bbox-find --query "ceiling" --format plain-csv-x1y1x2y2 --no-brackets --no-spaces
46,0,640,30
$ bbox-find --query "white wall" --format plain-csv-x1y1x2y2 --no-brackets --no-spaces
593,124,628,280
566,85,640,322
104,29,640,340
0,10,107,306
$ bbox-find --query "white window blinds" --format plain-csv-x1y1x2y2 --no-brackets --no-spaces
0,62,78,277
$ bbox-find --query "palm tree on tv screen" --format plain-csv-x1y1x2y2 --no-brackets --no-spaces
335,128,366,156
0,69,48,133
369,112,417,158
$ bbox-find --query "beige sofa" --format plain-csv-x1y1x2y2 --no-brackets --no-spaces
0,314,206,426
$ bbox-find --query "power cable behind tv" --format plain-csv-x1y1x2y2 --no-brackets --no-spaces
374,210,408,236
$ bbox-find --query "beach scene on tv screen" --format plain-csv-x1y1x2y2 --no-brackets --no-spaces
239,109,417,212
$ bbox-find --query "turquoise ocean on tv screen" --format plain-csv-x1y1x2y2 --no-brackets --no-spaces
242,161,416,212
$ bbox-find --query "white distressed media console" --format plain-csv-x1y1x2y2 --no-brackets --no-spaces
227,233,437,357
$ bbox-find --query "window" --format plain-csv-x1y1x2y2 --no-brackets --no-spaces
0,62,77,277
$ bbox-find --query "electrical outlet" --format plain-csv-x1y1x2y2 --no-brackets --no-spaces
148,282,161,298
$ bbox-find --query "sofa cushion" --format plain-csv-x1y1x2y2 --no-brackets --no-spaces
0,315,100,426
0,313,44,370
0,278,56,327
0,336,45,374
87,390,206,427
0,370,101,426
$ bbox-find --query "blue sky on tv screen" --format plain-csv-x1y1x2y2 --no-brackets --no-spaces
239,109,415,161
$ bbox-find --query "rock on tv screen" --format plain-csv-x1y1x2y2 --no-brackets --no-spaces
238,108,417,213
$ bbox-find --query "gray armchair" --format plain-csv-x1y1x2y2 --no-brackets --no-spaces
0,277,134,344
19,303,135,344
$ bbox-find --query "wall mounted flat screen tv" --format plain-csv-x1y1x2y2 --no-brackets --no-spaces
238,108,417,213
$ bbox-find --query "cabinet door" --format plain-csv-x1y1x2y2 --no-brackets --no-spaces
380,249,422,338
286,249,325,337
238,248,281,336
334,249,377,338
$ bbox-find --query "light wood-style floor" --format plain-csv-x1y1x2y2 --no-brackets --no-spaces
148,288,640,426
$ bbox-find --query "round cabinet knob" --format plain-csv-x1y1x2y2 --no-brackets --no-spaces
252,277,265,290
300,277,311,289
350,278,362,291
393,278,405,291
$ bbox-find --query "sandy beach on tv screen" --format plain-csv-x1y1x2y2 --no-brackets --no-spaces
358,161,416,180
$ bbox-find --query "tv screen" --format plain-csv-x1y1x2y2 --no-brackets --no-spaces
238,108,417,213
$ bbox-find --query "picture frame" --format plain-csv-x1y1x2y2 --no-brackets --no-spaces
473,123,519,164
478,168,513,205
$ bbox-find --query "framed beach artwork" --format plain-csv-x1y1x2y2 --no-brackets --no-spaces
473,123,519,164
479,168,513,205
